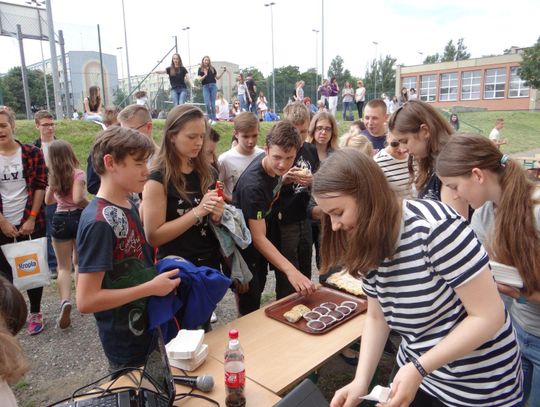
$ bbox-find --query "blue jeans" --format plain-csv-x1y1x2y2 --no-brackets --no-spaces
202,83,217,120
343,101,353,120
171,87,187,106
514,321,540,406
238,94,247,111
45,203,57,269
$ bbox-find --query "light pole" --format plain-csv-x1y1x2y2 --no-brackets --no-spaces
372,41,378,99
321,0,325,81
182,26,192,101
418,51,424,64
116,46,124,80
264,2,276,112
312,29,319,101
121,0,132,102
27,0,51,111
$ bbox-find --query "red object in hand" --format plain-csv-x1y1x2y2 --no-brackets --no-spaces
216,181,224,198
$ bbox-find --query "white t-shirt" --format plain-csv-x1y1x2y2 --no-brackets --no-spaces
374,149,411,198
489,128,501,142
0,380,17,407
41,140,52,167
355,87,366,102
216,99,230,120
0,147,27,225
218,147,264,197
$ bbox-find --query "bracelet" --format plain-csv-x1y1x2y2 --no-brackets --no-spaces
409,356,428,377
192,207,202,224
29,210,39,217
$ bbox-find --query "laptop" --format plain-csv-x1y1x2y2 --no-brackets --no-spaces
274,378,330,407
53,327,175,407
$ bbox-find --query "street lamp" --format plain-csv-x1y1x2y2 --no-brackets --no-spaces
116,46,124,80
418,51,424,64
372,41,378,99
312,29,319,101
182,26,192,102
264,2,276,112
121,0,132,102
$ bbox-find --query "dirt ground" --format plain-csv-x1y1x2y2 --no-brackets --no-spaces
14,268,393,407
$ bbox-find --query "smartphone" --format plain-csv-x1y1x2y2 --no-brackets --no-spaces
215,181,224,198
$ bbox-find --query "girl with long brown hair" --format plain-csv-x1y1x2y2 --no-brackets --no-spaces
307,111,339,161
436,133,540,406
388,100,468,218
197,56,226,123
143,105,224,319
157,53,190,106
314,149,523,407
45,140,88,329
83,85,103,122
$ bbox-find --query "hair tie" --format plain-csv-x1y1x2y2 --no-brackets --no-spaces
500,154,509,167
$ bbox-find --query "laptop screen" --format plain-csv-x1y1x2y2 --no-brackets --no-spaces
140,328,175,403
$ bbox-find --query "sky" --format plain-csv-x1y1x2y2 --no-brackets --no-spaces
1,0,539,79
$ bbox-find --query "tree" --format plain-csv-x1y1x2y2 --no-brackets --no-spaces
364,55,397,99
112,87,129,108
1,67,53,114
519,36,540,89
423,38,470,64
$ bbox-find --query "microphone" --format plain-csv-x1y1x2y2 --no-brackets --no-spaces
173,375,214,392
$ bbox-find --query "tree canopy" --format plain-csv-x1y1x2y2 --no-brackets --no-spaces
423,38,471,64
0,67,53,115
519,36,540,89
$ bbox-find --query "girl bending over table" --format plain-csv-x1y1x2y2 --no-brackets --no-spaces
437,133,540,407
313,149,523,407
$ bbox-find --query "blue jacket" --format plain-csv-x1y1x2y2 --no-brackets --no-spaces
147,256,231,342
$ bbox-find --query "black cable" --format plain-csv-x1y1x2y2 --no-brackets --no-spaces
174,391,220,406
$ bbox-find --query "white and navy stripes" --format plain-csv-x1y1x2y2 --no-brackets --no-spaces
374,150,411,198
363,199,523,406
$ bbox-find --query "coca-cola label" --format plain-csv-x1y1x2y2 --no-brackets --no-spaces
225,370,245,388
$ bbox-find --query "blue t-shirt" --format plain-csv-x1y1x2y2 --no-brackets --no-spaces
361,129,386,153
76,197,155,366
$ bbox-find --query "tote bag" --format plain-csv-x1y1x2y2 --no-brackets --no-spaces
1,237,50,291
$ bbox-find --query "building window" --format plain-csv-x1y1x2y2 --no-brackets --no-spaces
461,70,481,100
484,68,506,99
420,75,436,102
509,66,529,98
402,77,416,92
439,72,458,102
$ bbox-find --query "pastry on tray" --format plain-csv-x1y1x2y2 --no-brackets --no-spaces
283,304,311,323
326,270,364,296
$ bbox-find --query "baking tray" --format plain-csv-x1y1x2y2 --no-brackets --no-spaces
264,287,367,335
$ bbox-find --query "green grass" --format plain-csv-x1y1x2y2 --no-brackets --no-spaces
12,110,540,168
14,378,28,390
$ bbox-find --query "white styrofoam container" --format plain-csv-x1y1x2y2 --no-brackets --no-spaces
165,329,205,359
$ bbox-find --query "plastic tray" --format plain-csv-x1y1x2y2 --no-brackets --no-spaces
264,287,367,335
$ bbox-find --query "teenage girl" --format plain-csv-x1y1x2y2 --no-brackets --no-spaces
388,100,468,219
313,149,523,407
143,105,224,330
437,133,539,406
197,56,226,122
45,140,89,329
0,276,29,406
83,86,103,122
157,53,190,106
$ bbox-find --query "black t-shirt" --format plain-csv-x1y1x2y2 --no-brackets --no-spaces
166,66,188,89
198,67,217,85
272,143,320,224
246,79,256,97
361,129,387,153
148,169,219,263
418,171,441,201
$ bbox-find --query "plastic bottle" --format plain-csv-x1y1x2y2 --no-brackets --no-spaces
225,329,246,407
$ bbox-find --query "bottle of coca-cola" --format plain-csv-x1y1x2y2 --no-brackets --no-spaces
225,329,246,407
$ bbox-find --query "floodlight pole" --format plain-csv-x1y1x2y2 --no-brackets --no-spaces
16,25,32,119
45,0,64,119
121,0,132,102
59,30,72,118
264,2,276,112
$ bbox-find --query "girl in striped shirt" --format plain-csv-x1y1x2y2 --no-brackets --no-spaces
314,149,523,407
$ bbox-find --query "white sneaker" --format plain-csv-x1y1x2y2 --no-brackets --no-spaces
210,312,218,323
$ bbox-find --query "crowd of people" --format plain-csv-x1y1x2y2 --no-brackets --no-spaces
0,91,538,406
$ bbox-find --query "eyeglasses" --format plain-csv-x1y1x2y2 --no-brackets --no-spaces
389,141,400,148
132,122,149,131
315,126,332,133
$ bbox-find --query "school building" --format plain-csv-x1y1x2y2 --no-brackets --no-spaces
395,47,540,111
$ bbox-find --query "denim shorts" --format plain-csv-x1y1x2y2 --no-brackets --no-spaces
52,210,83,241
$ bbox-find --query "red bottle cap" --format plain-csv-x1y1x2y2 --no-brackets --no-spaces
229,329,239,339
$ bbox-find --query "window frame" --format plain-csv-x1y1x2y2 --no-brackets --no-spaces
483,68,506,99
420,74,437,102
439,72,458,102
460,70,481,101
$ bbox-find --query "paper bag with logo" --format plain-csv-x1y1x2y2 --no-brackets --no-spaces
1,237,50,291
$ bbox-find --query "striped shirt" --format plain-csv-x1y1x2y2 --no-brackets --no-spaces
374,149,412,198
363,199,523,406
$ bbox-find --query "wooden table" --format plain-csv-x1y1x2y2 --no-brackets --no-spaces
204,295,366,395
172,357,281,406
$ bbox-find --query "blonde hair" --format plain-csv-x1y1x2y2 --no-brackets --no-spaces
436,134,540,295
283,102,310,126
313,149,401,277
340,133,373,156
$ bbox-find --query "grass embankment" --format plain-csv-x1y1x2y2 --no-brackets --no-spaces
13,110,540,167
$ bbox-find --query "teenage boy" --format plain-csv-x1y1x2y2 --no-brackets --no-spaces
361,98,388,154
33,110,57,276
76,127,180,372
218,112,263,203
233,121,316,315
272,102,319,299
489,118,507,149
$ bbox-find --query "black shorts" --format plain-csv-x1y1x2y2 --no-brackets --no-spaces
51,209,83,241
